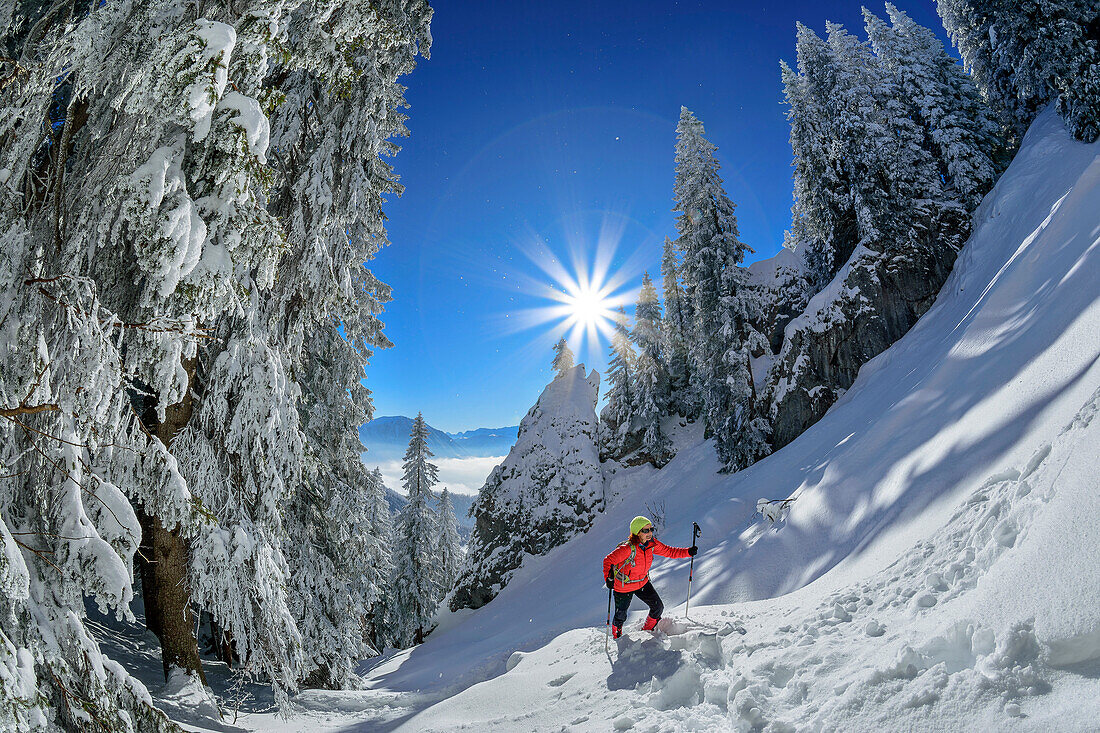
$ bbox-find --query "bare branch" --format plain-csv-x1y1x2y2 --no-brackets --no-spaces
0,403,59,418
0,56,29,93
12,536,62,575
2,414,83,445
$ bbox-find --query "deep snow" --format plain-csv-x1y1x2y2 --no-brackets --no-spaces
126,108,1099,732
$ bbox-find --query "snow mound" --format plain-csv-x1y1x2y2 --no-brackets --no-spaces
154,668,239,732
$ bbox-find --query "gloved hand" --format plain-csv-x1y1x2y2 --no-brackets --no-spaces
688,545,698,556
606,577,615,589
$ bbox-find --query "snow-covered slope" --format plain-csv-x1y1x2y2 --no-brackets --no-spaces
173,109,1099,732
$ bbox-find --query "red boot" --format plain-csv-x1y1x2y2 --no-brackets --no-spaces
642,616,659,632
611,625,622,639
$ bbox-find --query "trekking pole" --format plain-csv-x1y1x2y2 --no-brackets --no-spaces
604,574,614,654
685,522,701,618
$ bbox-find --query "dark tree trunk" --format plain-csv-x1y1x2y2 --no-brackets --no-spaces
135,357,207,684
136,506,206,684
208,618,238,667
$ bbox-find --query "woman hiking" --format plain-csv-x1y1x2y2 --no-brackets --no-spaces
602,516,697,639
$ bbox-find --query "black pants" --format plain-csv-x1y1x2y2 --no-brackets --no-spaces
612,581,663,628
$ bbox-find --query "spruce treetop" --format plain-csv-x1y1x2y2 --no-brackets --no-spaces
552,338,575,376
403,411,440,498
632,272,662,360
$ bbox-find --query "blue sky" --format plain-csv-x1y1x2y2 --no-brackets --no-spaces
367,0,946,433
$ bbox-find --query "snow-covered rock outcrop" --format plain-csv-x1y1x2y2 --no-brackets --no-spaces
746,245,812,356
763,220,959,450
450,365,604,610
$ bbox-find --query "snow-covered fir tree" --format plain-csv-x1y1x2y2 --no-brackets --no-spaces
785,20,964,292
864,4,1004,212
599,307,638,461
660,237,694,416
936,0,1100,142
781,28,848,289
177,0,431,695
363,467,397,649
391,413,441,645
258,0,430,688
551,337,575,376
673,107,766,470
715,262,772,471
0,0,431,719
285,450,381,689
631,273,673,466
177,316,306,695
435,488,464,599
0,0,289,720
452,364,603,610
823,21,930,267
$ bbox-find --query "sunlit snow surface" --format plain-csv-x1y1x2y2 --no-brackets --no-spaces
139,108,1099,731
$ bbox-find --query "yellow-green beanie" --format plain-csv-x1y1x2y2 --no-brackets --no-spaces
630,516,653,535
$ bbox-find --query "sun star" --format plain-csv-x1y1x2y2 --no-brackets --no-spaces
496,214,649,365
564,283,614,330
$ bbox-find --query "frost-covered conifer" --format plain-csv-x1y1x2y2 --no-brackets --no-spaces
865,5,1004,212
551,338,575,376
936,0,1100,142
363,468,396,648
435,488,463,598
715,264,771,471
0,0,290,722
391,413,441,645
259,0,430,687
660,238,694,416
631,273,673,466
0,0,431,718
176,321,308,698
786,21,959,291
599,307,638,460
285,452,381,688
825,22,927,258
767,18,988,451
283,334,395,687
784,26,848,288
673,107,764,469
0,276,186,731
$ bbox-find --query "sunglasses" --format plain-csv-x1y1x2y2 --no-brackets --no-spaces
639,527,654,534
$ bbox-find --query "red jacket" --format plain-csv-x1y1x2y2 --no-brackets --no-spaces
602,538,691,592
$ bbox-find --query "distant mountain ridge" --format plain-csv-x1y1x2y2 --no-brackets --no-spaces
383,487,476,544
359,416,518,461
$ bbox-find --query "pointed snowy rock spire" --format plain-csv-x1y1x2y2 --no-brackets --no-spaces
451,364,603,610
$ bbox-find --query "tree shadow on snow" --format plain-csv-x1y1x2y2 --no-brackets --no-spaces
689,213,1100,606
